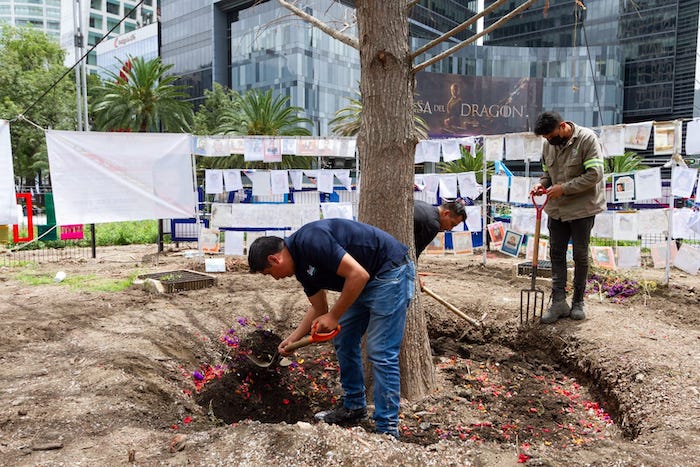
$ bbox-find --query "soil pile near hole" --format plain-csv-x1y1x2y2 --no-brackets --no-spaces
2,245,698,466
192,327,617,448
194,329,339,425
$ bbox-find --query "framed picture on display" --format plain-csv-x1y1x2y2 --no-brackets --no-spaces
425,232,445,255
500,230,524,257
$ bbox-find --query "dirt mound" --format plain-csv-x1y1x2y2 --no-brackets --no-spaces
0,245,698,466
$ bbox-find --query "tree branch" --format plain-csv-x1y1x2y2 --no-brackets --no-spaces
410,0,509,59
413,0,538,73
405,0,420,11
277,0,359,50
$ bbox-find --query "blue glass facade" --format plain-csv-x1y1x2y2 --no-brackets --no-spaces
158,0,695,134
230,0,360,135
0,0,61,40
483,0,700,122
159,1,216,104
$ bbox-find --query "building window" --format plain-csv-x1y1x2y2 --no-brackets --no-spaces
89,15,103,29
106,18,120,32
106,1,119,15
91,0,102,9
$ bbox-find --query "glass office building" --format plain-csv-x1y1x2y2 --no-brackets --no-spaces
230,0,360,135
0,0,61,39
483,0,700,122
60,0,156,71
159,0,696,134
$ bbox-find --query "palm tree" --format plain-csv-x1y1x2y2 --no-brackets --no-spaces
217,88,312,136
604,151,648,174
91,56,193,133
330,88,429,139
206,88,313,169
438,144,493,185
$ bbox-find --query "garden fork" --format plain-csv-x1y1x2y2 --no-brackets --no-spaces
520,192,548,324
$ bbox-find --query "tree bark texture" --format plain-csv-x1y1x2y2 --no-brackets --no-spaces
355,0,436,400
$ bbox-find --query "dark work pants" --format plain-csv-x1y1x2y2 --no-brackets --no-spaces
547,215,596,303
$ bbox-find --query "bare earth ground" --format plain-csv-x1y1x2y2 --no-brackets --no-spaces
0,244,698,466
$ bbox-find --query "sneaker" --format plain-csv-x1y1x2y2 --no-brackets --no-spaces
541,298,570,324
570,301,586,320
377,429,399,439
314,406,367,426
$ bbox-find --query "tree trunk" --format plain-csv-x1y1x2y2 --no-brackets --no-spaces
355,0,436,400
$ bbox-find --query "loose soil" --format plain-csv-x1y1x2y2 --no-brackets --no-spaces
0,244,698,466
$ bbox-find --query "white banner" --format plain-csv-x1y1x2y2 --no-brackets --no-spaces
210,202,320,229
46,131,196,224
0,120,16,224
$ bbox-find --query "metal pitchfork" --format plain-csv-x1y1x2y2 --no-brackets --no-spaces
520,192,548,325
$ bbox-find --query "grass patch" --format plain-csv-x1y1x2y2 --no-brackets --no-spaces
8,220,161,249
13,268,139,292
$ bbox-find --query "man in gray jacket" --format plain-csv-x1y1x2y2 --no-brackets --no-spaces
530,111,606,323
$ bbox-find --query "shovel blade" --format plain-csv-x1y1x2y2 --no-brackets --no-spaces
246,351,293,368
247,352,276,368
520,288,544,325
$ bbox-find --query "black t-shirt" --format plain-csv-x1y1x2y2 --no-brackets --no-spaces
414,199,440,257
284,218,408,297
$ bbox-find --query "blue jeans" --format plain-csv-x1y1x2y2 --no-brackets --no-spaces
548,216,595,302
333,258,415,436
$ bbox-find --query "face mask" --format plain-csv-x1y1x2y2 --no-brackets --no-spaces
548,135,567,146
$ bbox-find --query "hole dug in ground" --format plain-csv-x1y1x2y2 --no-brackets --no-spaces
190,322,625,451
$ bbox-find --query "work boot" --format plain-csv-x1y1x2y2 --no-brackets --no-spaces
570,301,586,320
314,405,367,426
541,297,570,324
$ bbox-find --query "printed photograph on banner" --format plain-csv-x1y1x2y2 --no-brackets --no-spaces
612,173,635,203
616,246,641,269
281,138,298,155
263,138,282,162
650,241,678,268
653,122,676,155
296,139,318,156
525,236,549,261
229,137,245,154
634,167,662,201
673,244,700,275
671,166,698,198
451,231,473,254
624,123,652,150
499,230,524,257
224,230,244,256
199,228,220,253
487,221,505,248
590,246,616,270
612,211,639,241
425,231,445,255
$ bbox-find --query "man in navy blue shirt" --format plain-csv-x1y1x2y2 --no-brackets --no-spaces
248,218,415,438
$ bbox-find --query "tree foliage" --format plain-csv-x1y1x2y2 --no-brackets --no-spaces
218,88,312,137
438,144,493,184
91,56,193,133
604,151,647,174
192,82,239,135
0,25,77,187
330,87,429,139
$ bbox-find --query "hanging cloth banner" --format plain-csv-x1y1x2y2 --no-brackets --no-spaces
46,131,196,225
0,120,16,224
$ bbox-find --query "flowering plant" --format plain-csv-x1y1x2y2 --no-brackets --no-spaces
587,272,657,303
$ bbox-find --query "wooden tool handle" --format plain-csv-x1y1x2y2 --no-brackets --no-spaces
422,286,482,328
284,335,313,352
